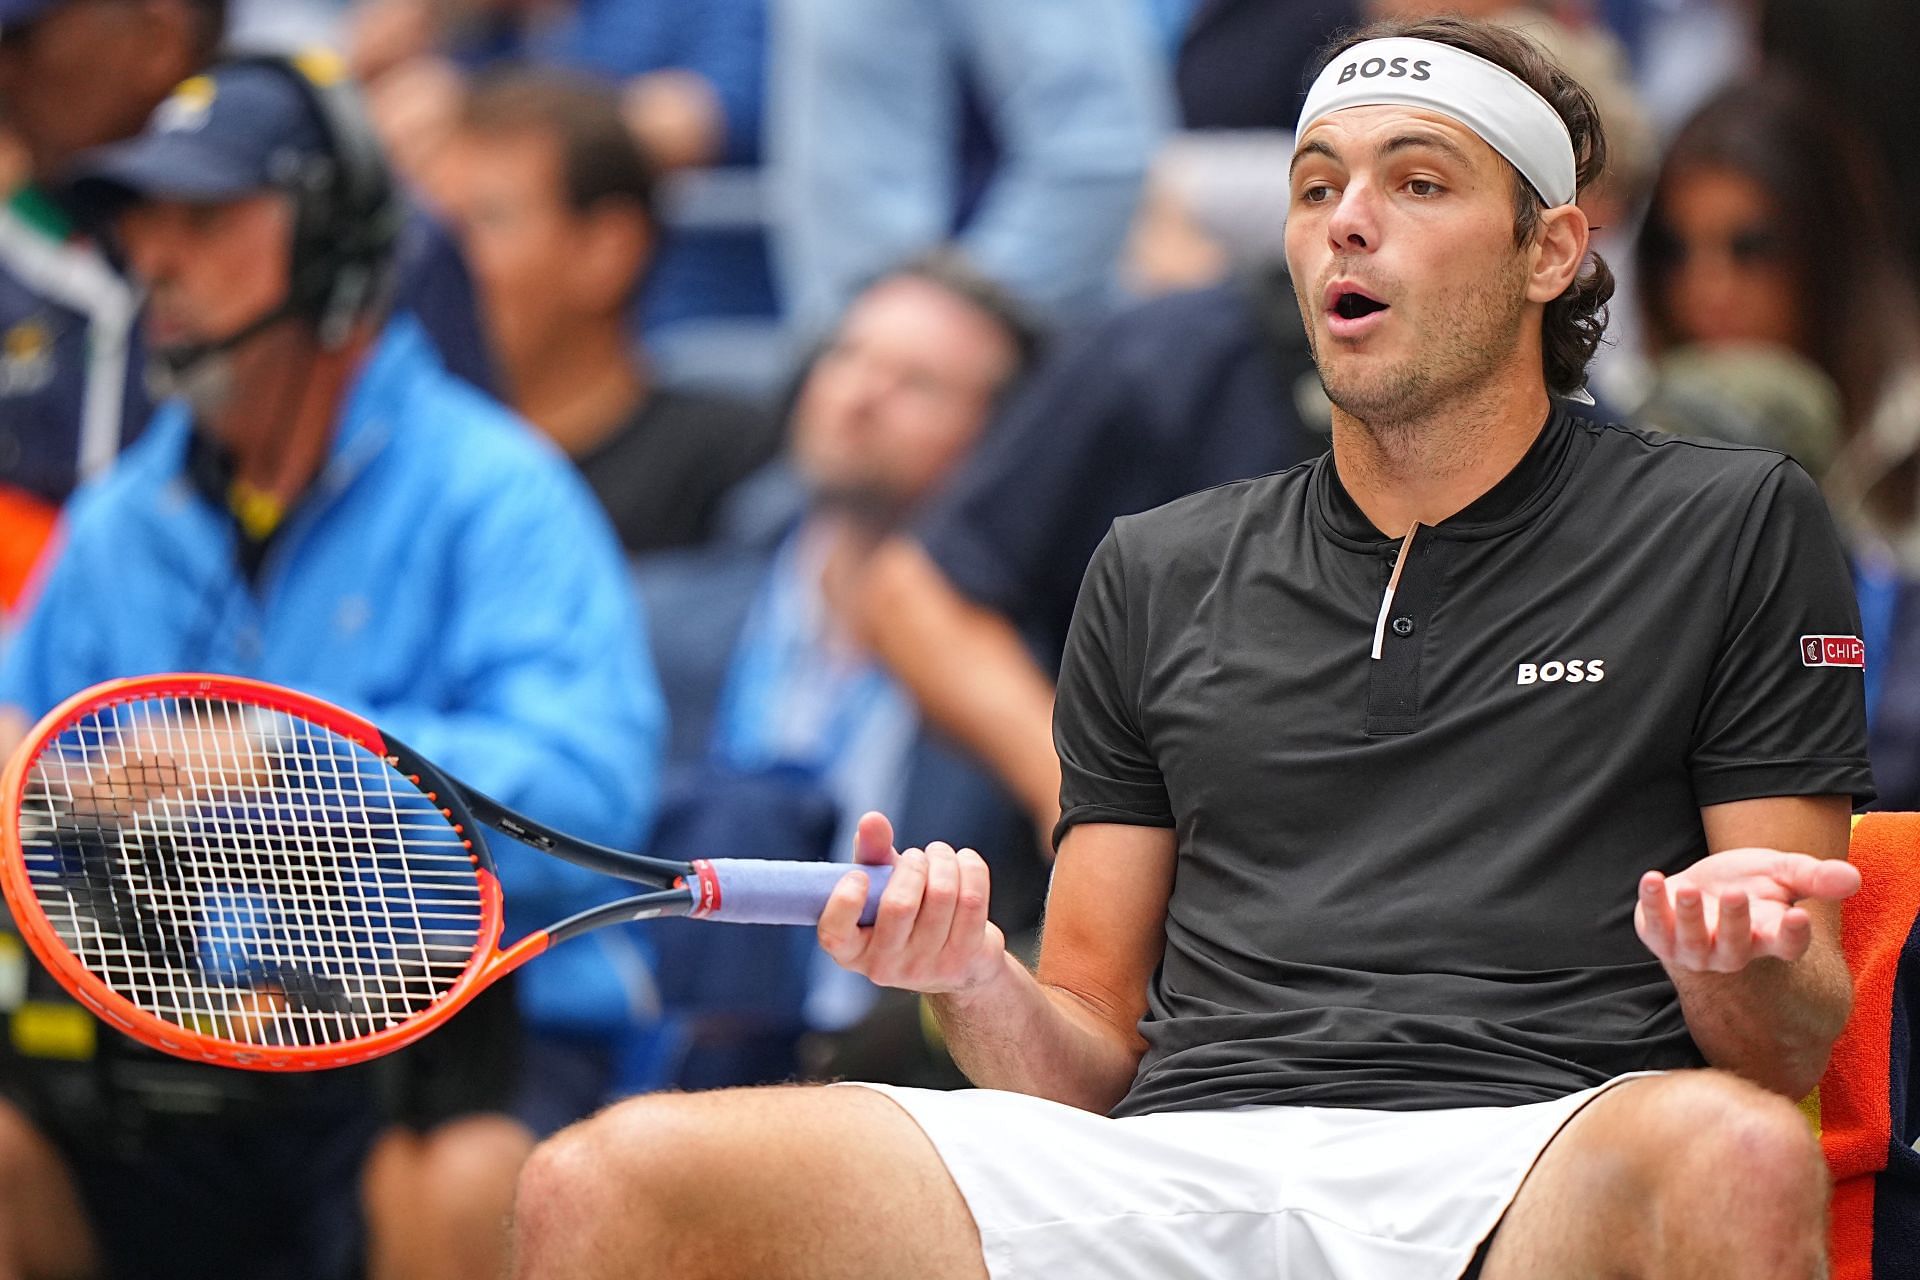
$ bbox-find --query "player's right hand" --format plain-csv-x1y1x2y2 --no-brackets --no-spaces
817,811,1007,996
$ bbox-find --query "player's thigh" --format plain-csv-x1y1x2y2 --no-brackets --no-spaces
520,1083,988,1280
1480,1071,1823,1280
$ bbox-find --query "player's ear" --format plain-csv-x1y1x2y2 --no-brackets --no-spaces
1525,201,1589,305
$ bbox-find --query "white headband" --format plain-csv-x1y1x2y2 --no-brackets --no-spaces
1297,38,1577,208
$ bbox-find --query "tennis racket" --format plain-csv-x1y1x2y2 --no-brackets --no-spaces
0,673,893,1071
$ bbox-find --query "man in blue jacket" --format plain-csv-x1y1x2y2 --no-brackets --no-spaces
0,0,495,599
0,55,663,1280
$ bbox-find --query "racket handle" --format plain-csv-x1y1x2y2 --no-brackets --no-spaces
690,859,895,926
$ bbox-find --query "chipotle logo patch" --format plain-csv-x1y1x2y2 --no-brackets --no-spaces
1800,635,1866,669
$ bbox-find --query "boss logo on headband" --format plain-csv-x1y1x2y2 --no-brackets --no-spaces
1337,56,1433,84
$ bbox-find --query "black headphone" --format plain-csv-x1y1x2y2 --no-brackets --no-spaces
225,51,403,349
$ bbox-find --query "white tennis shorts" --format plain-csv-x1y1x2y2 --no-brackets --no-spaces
849,1074,1651,1280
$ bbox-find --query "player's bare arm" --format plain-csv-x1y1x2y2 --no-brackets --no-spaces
1638,794,1859,1097
819,813,1175,1113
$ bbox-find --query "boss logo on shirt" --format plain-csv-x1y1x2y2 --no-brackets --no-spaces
1800,635,1865,669
1516,659,1605,685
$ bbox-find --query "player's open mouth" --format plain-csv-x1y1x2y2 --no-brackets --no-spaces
1334,292,1388,320
1324,282,1390,337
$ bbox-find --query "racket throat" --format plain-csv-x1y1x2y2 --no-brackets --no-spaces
543,887,700,948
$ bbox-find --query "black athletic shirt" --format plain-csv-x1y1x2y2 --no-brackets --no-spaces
1053,409,1874,1117
575,388,780,555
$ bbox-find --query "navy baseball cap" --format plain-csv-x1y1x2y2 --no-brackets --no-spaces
68,56,337,208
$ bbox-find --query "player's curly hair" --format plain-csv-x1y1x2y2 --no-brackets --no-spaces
1317,17,1615,398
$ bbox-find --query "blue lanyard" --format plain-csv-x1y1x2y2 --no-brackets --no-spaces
1855,550,1901,729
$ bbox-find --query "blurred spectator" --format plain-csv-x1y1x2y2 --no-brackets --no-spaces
0,0,189,609
713,255,1041,879
1174,0,1361,129
1635,344,1845,477
353,0,765,170
1122,131,1295,297
441,68,779,554
767,0,1170,339
0,0,496,610
0,116,56,610
0,57,662,1280
0,124,26,191
638,254,1045,1087
1612,0,1751,135
855,261,1331,839
1634,73,1920,477
1632,72,1920,809
351,0,775,355
229,0,354,49
1760,0,1920,291
1141,0,1201,52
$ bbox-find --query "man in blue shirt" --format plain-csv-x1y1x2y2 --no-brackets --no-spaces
705,255,1046,1025
768,0,1170,337
0,0,495,589
0,55,662,1280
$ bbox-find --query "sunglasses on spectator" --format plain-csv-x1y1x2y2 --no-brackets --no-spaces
1649,225,1785,268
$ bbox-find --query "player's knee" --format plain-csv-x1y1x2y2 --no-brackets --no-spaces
1666,1074,1820,1165
1650,1073,1828,1217
516,1120,615,1223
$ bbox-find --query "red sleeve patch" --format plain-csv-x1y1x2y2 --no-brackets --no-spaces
1801,635,1866,668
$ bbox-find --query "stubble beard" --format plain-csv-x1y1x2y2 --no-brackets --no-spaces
1309,253,1532,451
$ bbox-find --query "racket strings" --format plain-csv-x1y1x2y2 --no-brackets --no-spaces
17,696,484,1050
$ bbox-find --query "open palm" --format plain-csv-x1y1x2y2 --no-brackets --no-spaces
1635,848,1861,973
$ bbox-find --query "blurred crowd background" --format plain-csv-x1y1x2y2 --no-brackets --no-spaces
0,0,1915,1277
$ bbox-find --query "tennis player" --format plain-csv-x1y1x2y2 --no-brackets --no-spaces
509,17,1869,1279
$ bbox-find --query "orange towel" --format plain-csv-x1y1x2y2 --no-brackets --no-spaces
1818,813,1920,1279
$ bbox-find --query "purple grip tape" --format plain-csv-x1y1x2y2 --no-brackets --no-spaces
698,860,895,926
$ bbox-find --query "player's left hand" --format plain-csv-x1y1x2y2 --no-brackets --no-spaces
1635,849,1862,973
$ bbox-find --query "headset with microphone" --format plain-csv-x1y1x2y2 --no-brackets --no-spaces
155,53,407,664
150,51,405,379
